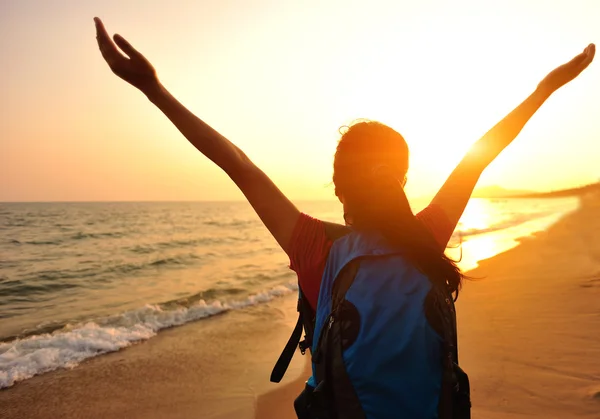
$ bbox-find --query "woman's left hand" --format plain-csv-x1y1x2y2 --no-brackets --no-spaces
94,17,160,95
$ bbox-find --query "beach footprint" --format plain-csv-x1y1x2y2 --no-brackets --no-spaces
579,272,600,288
587,386,600,402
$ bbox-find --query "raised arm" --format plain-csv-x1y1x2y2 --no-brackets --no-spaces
94,18,300,254
431,44,595,230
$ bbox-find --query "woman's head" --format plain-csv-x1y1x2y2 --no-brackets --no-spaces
333,121,408,213
332,120,463,298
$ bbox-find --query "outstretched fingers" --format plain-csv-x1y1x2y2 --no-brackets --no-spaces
558,43,596,81
113,34,141,60
583,43,596,66
573,43,596,76
94,17,125,65
572,43,596,69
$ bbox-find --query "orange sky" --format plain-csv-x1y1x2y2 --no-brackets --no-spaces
1,0,599,202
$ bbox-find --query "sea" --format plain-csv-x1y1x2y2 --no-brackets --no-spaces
0,197,580,389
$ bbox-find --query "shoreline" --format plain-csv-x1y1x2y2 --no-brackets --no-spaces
2,195,600,418
1,294,308,419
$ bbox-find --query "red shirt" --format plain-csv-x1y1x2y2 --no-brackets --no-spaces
288,205,453,310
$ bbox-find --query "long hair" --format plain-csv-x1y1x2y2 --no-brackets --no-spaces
333,120,463,299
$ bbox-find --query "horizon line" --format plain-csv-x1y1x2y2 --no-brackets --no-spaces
0,196,536,204
2,182,597,204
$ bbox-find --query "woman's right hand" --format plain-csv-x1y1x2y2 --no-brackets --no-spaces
94,17,159,94
537,43,595,96
432,43,595,231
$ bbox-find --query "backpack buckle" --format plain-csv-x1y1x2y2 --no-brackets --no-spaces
299,339,310,355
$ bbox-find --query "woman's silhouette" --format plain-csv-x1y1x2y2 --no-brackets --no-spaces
94,17,595,417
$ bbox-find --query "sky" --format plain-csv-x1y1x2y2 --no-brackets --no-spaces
1,0,599,202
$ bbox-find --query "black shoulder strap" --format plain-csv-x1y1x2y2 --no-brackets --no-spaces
435,286,460,419
331,259,360,308
313,257,361,385
449,295,459,363
270,297,305,383
312,258,366,419
270,222,350,384
270,289,316,383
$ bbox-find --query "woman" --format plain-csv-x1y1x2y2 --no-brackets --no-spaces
94,17,594,418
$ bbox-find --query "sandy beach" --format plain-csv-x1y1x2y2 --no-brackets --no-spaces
456,194,600,418
2,195,600,418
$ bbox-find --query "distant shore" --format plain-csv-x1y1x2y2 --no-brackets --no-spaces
474,181,600,199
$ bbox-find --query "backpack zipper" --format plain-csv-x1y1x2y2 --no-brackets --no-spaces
312,313,335,364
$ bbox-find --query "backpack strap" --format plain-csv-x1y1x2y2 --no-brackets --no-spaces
270,296,304,383
270,222,351,384
298,288,317,355
429,285,460,419
312,258,366,419
271,290,314,383
445,293,471,418
449,295,459,363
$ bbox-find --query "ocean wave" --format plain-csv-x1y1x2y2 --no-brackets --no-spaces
106,254,202,274
129,238,216,254
1,286,252,341
6,238,64,246
234,270,295,285
0,261,19,270
0,279,79,299
160,287,249,309
148,255,201,267
203,219,251,228
4,220,33,228
71,231,126,240
19,254,200,283
0,282,297,389
1,254,204,305
128,236,257,255
27,239,64,246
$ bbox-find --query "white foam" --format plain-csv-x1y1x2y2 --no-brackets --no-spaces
0,282,297,389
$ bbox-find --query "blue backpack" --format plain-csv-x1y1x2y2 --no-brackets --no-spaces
271,228,470,419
